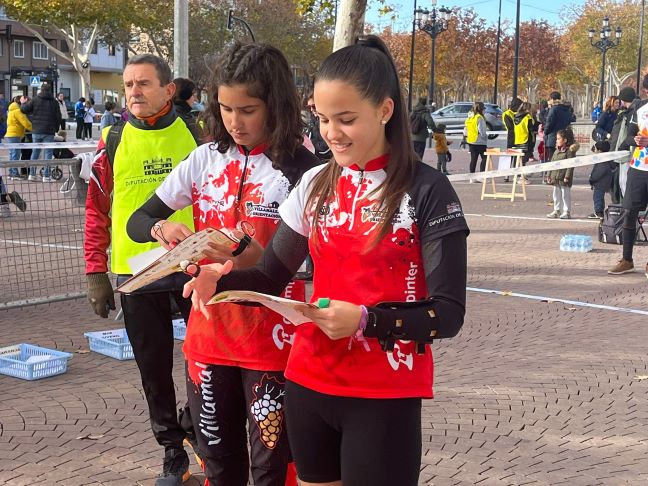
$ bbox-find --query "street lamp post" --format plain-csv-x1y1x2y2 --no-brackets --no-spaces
49,57,58,95
589,17,622,107
415,1,452,105
226,9,256,42
407,0,418,112
637,0,645,92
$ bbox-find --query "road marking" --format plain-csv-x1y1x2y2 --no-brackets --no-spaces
0,239,83,250
468,287,648,316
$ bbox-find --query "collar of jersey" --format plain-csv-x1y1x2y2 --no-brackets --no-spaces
349,153,389,171
237,142,269,156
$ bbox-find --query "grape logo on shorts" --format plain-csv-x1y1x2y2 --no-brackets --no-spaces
244,200,280,219
250,375,286,449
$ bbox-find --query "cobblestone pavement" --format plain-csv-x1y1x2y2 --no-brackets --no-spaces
1,148,647,485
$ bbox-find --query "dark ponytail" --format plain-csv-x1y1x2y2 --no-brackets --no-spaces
307,35,416,249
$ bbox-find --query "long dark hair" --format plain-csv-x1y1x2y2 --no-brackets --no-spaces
306,35,416,249
202,42,303,168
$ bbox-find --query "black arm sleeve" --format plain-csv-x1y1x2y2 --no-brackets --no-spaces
127,194,176,243
363,230,467,351
215,221,310,295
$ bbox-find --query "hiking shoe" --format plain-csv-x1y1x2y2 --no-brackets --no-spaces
587,212,602,219
155,447,190,486
183,437,205,470
608,259,635,275
559,211,571,219
546,210,559,218
8,191,26,212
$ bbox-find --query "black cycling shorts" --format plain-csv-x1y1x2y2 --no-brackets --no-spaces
285,380,422,485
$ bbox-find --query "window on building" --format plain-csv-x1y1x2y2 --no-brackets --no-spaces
14,39,24,58
33,41,48,60
107,43,115,56
60,40,69,53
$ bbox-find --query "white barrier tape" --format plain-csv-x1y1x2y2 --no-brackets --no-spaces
446,150,630,182
446,129,507,136
468,287,648,317
0,141,98,150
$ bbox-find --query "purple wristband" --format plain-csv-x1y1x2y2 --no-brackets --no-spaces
358,305,368,334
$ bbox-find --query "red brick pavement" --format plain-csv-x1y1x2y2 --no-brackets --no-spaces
1,146,647,485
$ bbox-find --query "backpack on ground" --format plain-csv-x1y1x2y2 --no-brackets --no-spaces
410,111,426,134
598,204,648,244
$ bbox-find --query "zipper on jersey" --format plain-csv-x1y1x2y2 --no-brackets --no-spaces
348,169,364,228
236,147,251,205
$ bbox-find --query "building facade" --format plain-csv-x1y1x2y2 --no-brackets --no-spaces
0,16,125,114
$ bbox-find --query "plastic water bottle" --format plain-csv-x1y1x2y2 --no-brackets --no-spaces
576,235,585,252
568,235,576,252
560,236,567,251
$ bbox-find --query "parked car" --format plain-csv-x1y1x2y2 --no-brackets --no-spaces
431,102,504,139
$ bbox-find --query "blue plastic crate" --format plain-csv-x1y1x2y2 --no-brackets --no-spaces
0,344,73,380
172,318,186,341
84,329,134,360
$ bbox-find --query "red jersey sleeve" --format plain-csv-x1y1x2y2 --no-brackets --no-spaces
84,137,114,274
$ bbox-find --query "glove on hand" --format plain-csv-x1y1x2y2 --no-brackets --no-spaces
87,273,115,318
460,136,467,149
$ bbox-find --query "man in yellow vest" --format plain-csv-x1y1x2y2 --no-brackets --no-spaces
84,54,199,485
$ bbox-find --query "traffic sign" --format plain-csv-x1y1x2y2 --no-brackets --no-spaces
29,76,41,87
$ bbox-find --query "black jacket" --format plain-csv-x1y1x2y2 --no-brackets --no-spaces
544,102,574,148
20,91,62,135
589,159,615,190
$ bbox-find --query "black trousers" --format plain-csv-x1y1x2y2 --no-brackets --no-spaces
469,144,487,173
118,273,191,449
185,362,292,486
413,141,426,160
83,122,93,140
622,167,648,260
75,117,84,139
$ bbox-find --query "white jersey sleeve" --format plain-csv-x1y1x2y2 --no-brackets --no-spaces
278,164,326,237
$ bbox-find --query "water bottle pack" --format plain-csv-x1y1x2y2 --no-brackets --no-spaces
559,234,593,252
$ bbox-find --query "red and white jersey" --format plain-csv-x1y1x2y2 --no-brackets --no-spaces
279,155,469,398
157,142,319,370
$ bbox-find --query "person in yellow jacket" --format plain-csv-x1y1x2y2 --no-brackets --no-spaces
463,101,488,182
1,98,29,217
5,97,32,180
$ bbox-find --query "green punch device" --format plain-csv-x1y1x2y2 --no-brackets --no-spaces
316,297,330,308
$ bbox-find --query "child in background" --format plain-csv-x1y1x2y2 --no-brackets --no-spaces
547,128,579,219
433,123,452,175
588,139,613,219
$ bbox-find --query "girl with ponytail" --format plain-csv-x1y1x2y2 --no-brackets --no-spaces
183,35,469,485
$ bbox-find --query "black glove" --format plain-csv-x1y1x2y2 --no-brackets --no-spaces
460,136,467,149
87,273,116,318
